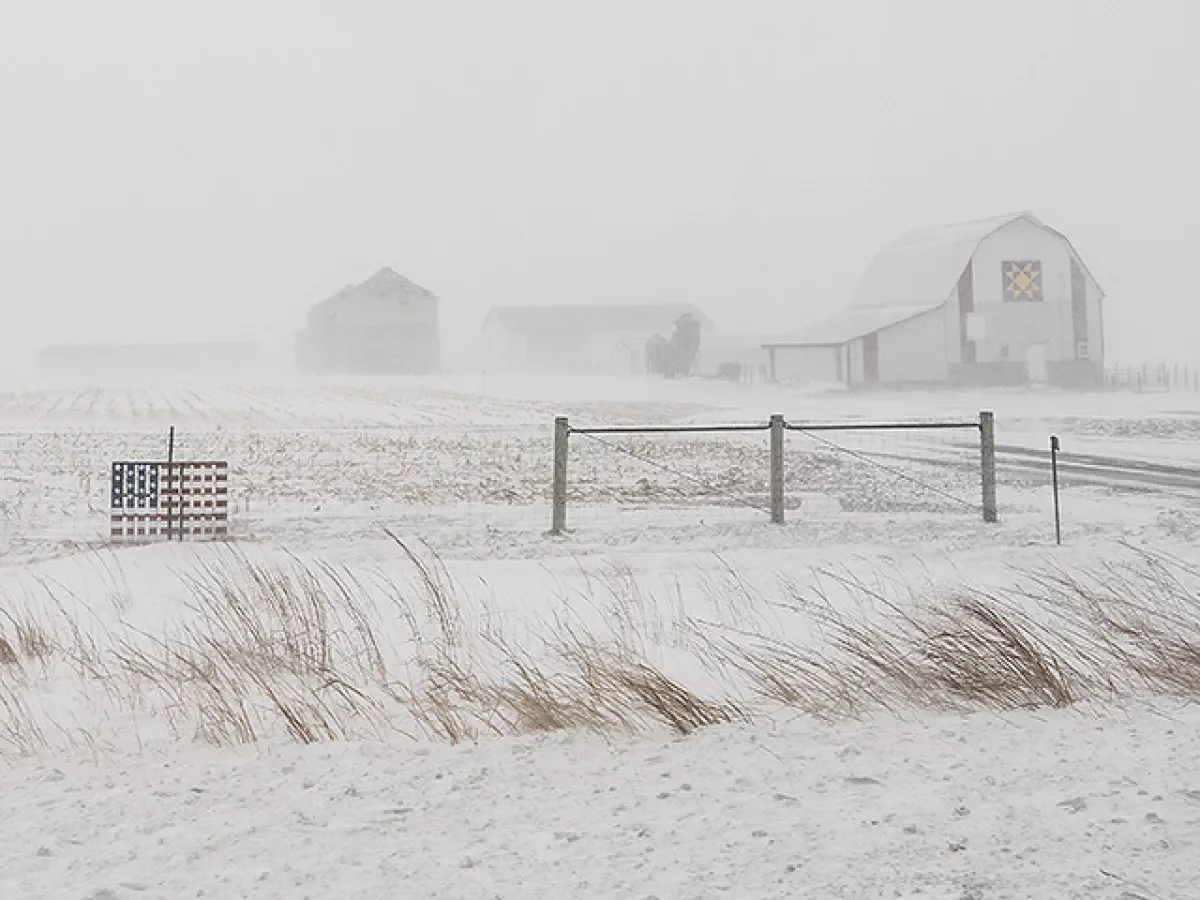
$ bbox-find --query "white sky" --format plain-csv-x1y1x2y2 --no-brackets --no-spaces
2,0,1197,367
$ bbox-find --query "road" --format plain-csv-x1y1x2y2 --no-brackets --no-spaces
994,444,1200,496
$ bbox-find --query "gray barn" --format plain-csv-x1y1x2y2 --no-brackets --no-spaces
297,268,440,375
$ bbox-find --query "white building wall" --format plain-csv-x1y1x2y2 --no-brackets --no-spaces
848,339,864,384
482,321,522,370
1084,267,1105,363
944,289,962,365
772,345,840,384
970,219,1074,364
877,308,949,382
329,295,439,328
697,344,770,380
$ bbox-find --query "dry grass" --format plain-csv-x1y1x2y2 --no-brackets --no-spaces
3,544,1200,756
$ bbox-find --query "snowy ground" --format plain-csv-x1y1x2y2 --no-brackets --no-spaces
7,705,1200,900
3,373,1199,564
3,373,1200,897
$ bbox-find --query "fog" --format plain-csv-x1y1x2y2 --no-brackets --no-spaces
2,1,1197,373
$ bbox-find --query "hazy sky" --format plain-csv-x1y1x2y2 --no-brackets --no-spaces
3,1,1197,367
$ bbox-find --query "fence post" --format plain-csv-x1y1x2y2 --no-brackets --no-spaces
550,416,570,535
769,414,785,525
980,410,998,523
167,425,176,541
1050,434,1062,546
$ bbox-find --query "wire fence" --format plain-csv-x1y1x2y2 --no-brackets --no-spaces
1105,363,1200,393
784,424,981,515
553,413,994,534
7,407,1199,559
1,412,996,557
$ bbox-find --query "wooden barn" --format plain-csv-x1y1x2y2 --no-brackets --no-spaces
296,268,440,375
764,212,1105,388
481,304,715,375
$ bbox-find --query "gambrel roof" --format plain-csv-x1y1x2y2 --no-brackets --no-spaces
848,212,1039,312
766,212,1103,349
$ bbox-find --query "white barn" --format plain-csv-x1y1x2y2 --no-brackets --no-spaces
764,212,1105,388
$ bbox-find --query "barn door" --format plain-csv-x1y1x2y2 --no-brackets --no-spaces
1025,344,1048,383
863,332,880,383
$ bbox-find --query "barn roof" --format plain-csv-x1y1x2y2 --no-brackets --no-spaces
849,211,1040,312
766,210,1106,349
484,303,714,335
312,268,438,313
763,306,937,348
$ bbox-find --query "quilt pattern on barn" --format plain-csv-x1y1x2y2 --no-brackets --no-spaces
1002,260,1043,302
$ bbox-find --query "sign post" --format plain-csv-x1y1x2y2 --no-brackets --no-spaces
167,426,176,541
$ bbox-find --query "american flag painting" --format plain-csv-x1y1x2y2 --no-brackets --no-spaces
110,461,229,542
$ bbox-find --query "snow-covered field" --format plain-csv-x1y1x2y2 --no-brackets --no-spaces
3,373,1200,898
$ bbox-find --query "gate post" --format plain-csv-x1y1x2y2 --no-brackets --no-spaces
550,416,570,535
769,414,785,525
980,410,998,523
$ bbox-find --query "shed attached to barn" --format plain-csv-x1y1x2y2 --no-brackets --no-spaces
296,268,440,375
764,212,1105,388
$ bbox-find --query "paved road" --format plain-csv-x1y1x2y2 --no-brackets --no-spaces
994,444,1200,495
859,443,1200,497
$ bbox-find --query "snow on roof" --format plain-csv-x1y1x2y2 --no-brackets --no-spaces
484,304,714,335
849,211,1040,312
764,212,1066,348
763,306,937,348
313,268,438,312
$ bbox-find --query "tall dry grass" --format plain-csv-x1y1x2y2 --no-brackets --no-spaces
3,542,1200,755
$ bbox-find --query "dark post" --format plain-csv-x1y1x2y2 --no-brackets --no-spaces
1050,434,1062,546
167,426,176,541
979,410,997,523
550,416,570,535
769,414,785,525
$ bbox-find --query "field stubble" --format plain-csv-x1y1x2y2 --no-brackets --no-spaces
2,540,1200,757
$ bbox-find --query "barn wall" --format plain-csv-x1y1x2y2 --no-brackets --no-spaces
1045,259,1105,386
697,345,769,381
848,339,864,385
594,329,659,373
1083,265,1105,363
877,309,948,382
326,294,439,328
527,331,591,372
970,218,1074,366
482,321,524,371
304,293,442,374
944,285,962,365
772,345,841,384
